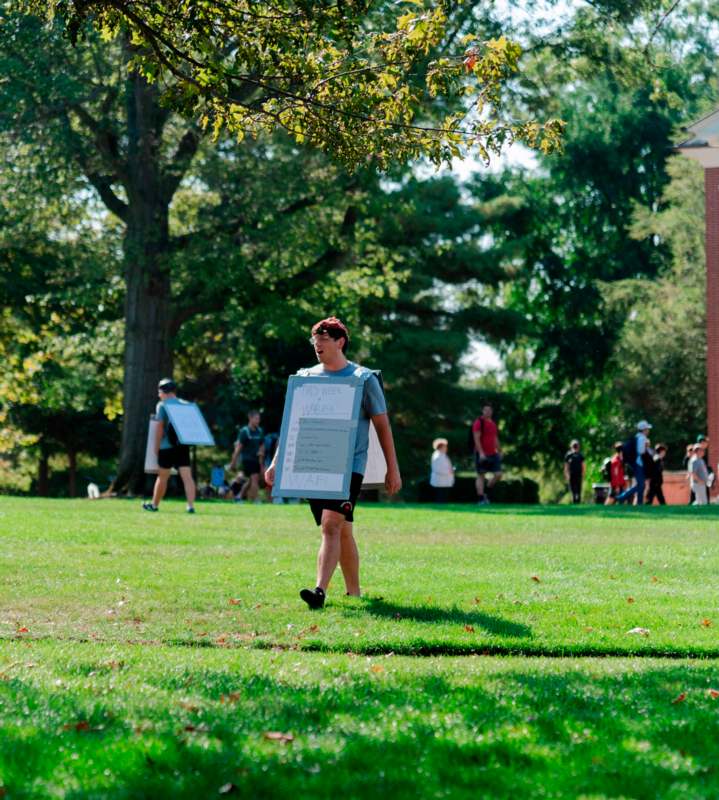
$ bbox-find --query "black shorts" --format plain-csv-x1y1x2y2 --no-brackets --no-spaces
241,459,262,476
309,472,364,526
475,453,502,474
158,445,191,470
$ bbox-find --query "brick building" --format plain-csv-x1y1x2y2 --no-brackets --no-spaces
678,110,719,494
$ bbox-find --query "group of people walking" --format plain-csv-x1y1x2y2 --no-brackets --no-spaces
565,422,714,506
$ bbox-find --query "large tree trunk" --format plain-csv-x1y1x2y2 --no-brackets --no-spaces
112,67,173,494
38,443,49,497
68,448,77,498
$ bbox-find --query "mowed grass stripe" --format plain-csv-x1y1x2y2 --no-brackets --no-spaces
1,498,718,656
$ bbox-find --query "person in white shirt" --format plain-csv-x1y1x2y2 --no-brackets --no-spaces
689,443,709,506
430,438,455,503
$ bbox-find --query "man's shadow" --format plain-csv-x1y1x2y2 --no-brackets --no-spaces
358,597,532,638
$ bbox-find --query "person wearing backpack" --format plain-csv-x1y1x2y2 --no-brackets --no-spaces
472,403,502,505
616,420,652,506
142,378,197,514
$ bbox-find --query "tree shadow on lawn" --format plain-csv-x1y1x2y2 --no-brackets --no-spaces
357,597,532,638
3,660,719,798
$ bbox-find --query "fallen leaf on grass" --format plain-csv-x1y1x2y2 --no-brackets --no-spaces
651,576,659,583
17,627,28,634
184,723,209,733
228,599,241,606
708,689,719,699
627,597,635,604
63,720,91,732
179,701,199,712
370,664,385,674
263,731,294,743
584,627,594,632
464,625,475,633
531,576,541,583
638,560,644,566
626,627,650,636
671,692,687,705
220,692,241,704
218,784,237,795
473,597,481,605
702,619,713,628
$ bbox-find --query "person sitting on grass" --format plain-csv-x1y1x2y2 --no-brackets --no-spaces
142,378,196,514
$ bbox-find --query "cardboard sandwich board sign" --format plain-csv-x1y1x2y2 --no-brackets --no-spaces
144,418,160,474
273,375,363,500
144,402,215,474
362,421,387,489
164,401,215,446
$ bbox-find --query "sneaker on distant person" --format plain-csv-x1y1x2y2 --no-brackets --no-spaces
142,502,158,512
300,587,325,609
186,506,195,514
477,497,490,506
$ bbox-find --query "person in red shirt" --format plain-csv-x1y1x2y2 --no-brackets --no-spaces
472,403,502,505
605,442,626,505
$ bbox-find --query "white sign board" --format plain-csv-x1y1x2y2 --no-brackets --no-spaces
362,421,387,489
164,401,215,446
274,376,363,499
144,418,160,474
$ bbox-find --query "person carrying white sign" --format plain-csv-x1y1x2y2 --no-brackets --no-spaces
265,316,402,609
142,378,197,514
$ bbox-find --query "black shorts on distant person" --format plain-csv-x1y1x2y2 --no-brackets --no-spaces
309,472,364,526
475,453,502,474
241,458,262,476
158,445,191,470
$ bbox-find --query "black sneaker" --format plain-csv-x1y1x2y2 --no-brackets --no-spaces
300,588,325,610
142,502,158,512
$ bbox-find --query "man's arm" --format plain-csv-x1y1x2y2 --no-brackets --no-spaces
228,440,242,471
473,427,484,457
372,412,402,495
563,461,569,482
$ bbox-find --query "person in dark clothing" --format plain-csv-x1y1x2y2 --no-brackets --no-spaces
646,444,667,505
564,439,585,504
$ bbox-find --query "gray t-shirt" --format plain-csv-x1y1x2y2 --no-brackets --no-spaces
156,397,187,450
297,361,387,474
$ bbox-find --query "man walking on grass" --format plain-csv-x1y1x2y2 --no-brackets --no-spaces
229,410,265,503
264,317,402,609
472,403,502,505
143,378,196,514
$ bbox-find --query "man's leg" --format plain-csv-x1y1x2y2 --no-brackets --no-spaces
657,485,666,506
488,470,502,489
475,473,486,500
634,466,645,506
339,521,360,596
178,466,196,509
152,468,171,507
316,509,345,592
246,474,260,501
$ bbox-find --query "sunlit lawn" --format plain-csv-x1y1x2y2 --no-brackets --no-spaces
2,498,719,797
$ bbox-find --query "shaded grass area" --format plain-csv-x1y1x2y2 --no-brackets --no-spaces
1,498,719,656
2,642,719,799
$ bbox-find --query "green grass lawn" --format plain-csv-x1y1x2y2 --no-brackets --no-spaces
2,498,719,797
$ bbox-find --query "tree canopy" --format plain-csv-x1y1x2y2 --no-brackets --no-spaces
18,0,564,167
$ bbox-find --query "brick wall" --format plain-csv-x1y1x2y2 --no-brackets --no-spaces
706,168,719,489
